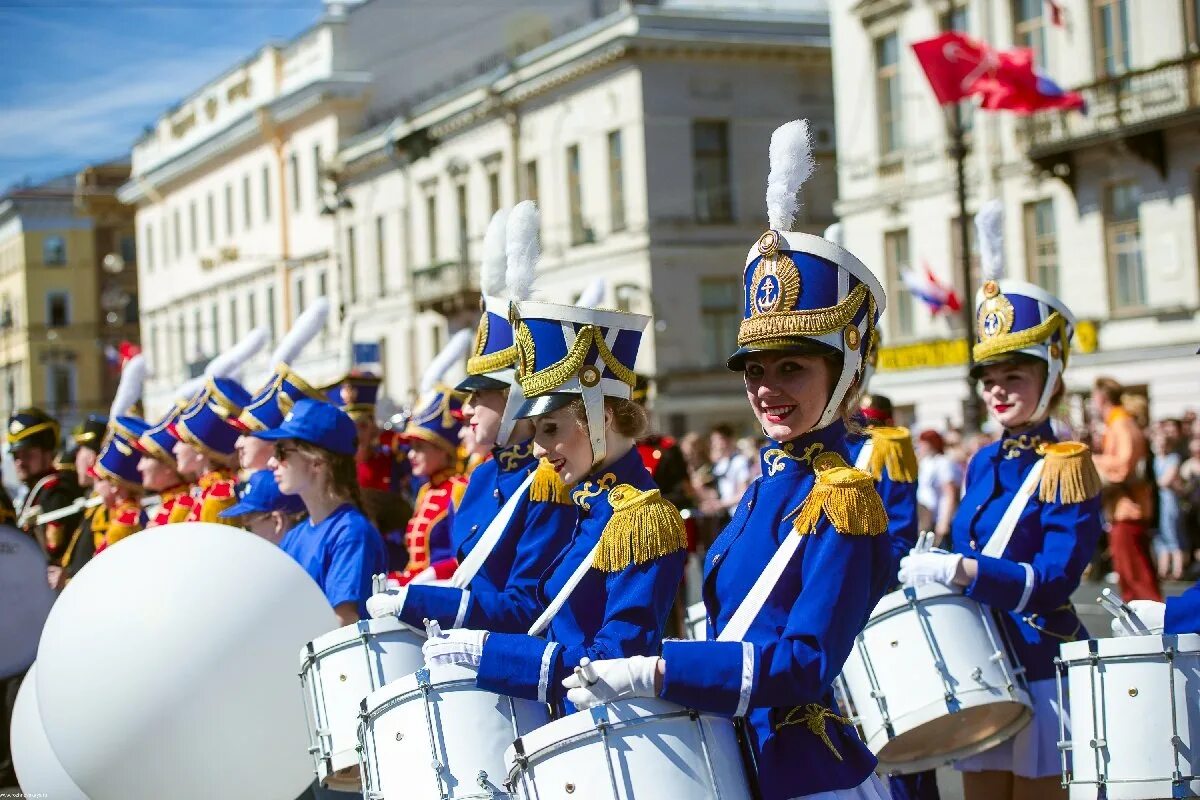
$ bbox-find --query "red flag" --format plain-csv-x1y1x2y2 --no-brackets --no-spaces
911,32,995,105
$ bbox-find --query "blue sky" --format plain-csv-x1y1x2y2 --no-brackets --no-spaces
0,0,322,191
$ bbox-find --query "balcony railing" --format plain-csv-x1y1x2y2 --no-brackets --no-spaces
412,260,479,316
1023,54,1200,170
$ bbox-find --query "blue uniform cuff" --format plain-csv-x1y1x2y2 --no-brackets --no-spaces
1165,589,1200,635
967,554,1033,612
477,632,561,704
661,639,755,716
399,585,465,630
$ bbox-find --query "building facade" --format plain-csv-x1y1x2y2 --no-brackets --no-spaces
832,0,1200,429
0,165,139,429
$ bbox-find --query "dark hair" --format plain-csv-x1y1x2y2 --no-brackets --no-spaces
1094,376,1123,406
710,423,735,440
565,396,649,439
294,440,363,510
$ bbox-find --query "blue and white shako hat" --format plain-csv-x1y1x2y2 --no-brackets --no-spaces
729,120,885,431
93,354,150,490
236,299,329,433
401,329,472,455
971,199,1077,419
171,328,266,459
513,275,647,467
136,376,204,464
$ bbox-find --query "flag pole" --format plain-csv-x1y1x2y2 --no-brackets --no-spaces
949,92,982,433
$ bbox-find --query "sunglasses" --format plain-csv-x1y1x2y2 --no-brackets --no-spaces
274,445,302,462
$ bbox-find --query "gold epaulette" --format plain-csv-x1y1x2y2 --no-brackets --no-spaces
451,478,468,511
1037,441,1102,505
529,458,572,504
787,453,888,537
866,426,917,483
592,484,687,573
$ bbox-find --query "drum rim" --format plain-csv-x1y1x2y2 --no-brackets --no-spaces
869,583,968,619
1059,632,1200,662
360,675,481,719
301,616,425,667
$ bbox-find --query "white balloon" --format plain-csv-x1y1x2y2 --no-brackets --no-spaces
0,525,54,678
10,664,88,799
35,523,338,800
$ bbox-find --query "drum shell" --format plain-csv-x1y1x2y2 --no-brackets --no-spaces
505,698,752,800
837,584,1032,773
299,617,426,785
1061,634,1200,800
359,664,550,799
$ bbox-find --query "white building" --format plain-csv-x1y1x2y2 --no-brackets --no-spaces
336,0,835,433
831,0,1200,430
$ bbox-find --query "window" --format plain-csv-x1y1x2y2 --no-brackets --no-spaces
173,209,182,258
424,185,438,263
485,159,502,215
46,291,70,327
119,235,136,265
148,323,158,374
455,182,469,262
242,174,252,230
210,303,219,352
143,224,154,272
290,153,302,211
692,121,733,223
700,278,741,366
1014,0,1048,67
188,200,197,252
229,296,239,343
178,312,187,364
124,293,139,325
248,290,258,330
295,276,306,318
313,145,323,202
346,226,359,303
161,215,169,267
206,193,215,245
608,130,626,232
262,165,272,221
884,230,914,337
1188,0,1200,49
1023,199,1059,295
46,363,74,412
375,215,387,294
192,309,201,356
523,160,539,205
1094,0,1131,76
42,235,66,267
1105,181,1146,310
318,270,328,300
224,183,234,238
566,144,587,244
265,285,276,342
876,33,903,155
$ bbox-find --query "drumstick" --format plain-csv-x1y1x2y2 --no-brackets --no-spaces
577,657,599,686
1099,588,1149,634
424,618,443,639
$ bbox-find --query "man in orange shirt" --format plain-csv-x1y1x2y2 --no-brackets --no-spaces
1091,376,1162,601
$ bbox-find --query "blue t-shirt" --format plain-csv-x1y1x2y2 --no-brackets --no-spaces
280,503,386,617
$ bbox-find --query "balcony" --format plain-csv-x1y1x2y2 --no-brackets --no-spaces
1023,54,1200,186
412,259,479,317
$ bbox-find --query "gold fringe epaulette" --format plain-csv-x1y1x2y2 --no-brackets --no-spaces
529,458,572,504
786,453,888,537
866,426,918,483
592,484,687,573
1037,441,1102,505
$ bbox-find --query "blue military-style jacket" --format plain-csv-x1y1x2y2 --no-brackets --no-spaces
950,418,1103,682
659,420,893,799
846,426,919,578
476,446,686,711
399,441,578,631
1167,583,1200,634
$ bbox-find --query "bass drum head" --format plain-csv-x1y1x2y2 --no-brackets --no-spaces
878,701,1032,774
0,525,53,679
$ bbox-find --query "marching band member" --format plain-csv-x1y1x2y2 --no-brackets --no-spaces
366,204,577,631
898,201,1102,800
54,414,109,587
422,270,687,715
136,382,201,527
218,468,307,545
91,355,149,552
391,330,472,584
254,398,386,625
9,406,85,562
561,120,893,800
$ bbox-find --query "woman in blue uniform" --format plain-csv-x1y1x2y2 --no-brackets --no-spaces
898,202,1102,800
366,203,577,630
563,120,894,800
420,283,687,713
254,398,386,626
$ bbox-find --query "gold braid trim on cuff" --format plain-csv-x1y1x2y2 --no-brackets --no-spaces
529,458,572,504
517,324,636,398
785,453,888,536
737,283,868,347
467,345,517,376
775,704,855,761
591,484,687,573
867,426,918,483
1036,441,1102,504
973,311,1068,365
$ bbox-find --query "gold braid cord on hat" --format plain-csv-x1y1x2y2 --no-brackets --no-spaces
737,283,869,348
466,313,518,376
516,323,636,398
972,311,1069,366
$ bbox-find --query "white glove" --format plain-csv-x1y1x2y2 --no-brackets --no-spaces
422,628,489,669
409,566,438,584
562,656,660,710
898,550,963,588
366,587,408,619
1110,600,1166,637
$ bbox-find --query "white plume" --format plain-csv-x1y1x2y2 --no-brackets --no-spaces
271,298,329,367
482,208,510,298
205,326,268,379
823,222,843,247
109,354,146,419
505,200,540,302
577,277,607,308
975,199,1005,280
420,329,473,395
765,119,816,231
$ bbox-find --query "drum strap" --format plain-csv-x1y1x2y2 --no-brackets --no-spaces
450,471,536,590
854,439,873,472
718,529,803,643
527,542,601,636
980,458,1045,560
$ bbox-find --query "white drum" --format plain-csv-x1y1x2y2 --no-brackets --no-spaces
1058,634,1200,799
505,698,752,800
299,616,426,789
836,584,1032,774
685,600,707,641
359,664,550,799
0,525,54,679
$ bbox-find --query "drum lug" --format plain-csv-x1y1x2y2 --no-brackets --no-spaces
970,667,984,683
416,668,431,691
1089,738,1106,749
512,737,529,770
476,770,490,789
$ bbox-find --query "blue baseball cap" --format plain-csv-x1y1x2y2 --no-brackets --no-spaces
251,398,356,456
219,469,306,517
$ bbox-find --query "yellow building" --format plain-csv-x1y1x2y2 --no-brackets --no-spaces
0,163,140,429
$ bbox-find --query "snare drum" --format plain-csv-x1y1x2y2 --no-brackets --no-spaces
505,698,752,800
299,617,426,789
836,584,1032,774
1058,634,1200,799
359,664,550,799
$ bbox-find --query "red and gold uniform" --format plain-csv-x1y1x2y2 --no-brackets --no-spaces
95,497,146,553
147,484,191,527
175,469,238,524
392,469,467,584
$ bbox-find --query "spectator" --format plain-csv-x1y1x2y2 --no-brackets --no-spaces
915,429,962,545
1180,436,1200,573
737,436,763,482
704,423,751,521
1152,423,1186,580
